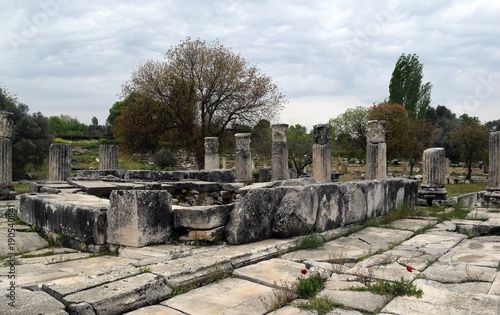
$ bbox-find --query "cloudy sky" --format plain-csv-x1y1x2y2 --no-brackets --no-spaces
1,0,499,129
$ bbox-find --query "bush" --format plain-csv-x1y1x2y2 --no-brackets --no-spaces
154,148,177,168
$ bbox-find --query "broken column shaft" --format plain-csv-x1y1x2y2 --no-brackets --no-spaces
365,120,387,180
271,124,289,181
49,143,71,181
418,147,447,203
204,137,219,170
312,124,331,183
235,133,252,182
484,131,500,208
0,112,14,200
99,144,118,170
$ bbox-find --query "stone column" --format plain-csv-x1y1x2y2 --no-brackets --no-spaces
365,120,387,180
204,137,219,170
484,132,500,208
99,144,118,170
235,133,252,182
0,112,15,200
49,143,71,181
271,124,289,181
418,148,447,203
312,124,331,183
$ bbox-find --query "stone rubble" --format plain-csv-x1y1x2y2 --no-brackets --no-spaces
2,199,500,315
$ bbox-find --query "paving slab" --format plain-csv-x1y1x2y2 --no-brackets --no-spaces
64,273,171,315
0,263,77,290
381,279,500,315
438,237,500,268
0,230,48,257
387,218,437,232
123,305,185,315
489,272,500,295
268,305,315,314
17,252,92,265
0,288,68,315
282,227,413,263
162,277,275,315
318,289,389,314
42,265,141,300
422,261,498,283
233,258,307,288
395,231,466,257
148,255,233,289
120,243,217,261
50,256,137,274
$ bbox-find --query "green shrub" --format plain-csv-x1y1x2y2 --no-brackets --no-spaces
297,273,325,298
154,148,177,168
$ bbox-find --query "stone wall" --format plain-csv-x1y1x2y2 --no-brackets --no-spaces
225,178,417,244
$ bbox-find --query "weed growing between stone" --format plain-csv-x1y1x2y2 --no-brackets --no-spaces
296,233,324,250
351,276,423,298
297,296,340,315
260,282,297,312
297,270,325,298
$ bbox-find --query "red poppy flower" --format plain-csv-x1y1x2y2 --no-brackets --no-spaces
406,265,413,272
301,269,308,275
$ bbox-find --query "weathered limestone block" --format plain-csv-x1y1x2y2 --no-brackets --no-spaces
49,143,71,181
366,143,387,180
64,273,171,315
487,131,500,190
314,183,343,231
272,186,319,237
188,226,225,242
99,144,118,170
173,204,233,230
484,131,500,208
235,133,252,181
272,124,289,181
312,124,331,183
419,147,447,202
0,138,12,187
19,194,109,247
108,190,173,247
204,137,219,170
366,120,386,144
0,111,13,138
225,187,288,244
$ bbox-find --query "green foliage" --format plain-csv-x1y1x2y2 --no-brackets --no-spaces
297,296,339,315
329,106,368,159
389,53,432,119
450,115,489,179
287,124,313,175
0,85,53,180
118,37,286,166
296,232,325,250
445,182,487,197
153,148,177,169
49,115,88,136
353,277,423,298
426,105,460,162
297,273,325,298
251,119,272,162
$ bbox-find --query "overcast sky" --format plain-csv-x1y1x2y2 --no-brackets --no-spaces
1,0,499,129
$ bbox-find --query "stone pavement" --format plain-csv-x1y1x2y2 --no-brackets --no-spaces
1,201,500,314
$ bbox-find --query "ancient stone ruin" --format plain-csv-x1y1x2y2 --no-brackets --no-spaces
271,124,289,181
203,137,219,170
418,147,447,204
0,111,15,200
365,120,387,180
99,144,118,170
234,133,252,181
483,131,500,207
312,124,331,183
49,143,71,181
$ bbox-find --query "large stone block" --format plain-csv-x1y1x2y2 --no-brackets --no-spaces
108,190,173,247
366,120,386,144
173,204,233,230
225,187,288,244
272,186,319,237
314,183,343,231
19,194,109,246
340,181,368,225
366,143,387,180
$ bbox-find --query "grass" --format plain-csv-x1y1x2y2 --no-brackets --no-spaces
351,277,423,298
445,182,487,197
426,203,470,222
296,233,325,250
297,296,340,315
19,250,74,259
13,182,30,194
297,273,325,298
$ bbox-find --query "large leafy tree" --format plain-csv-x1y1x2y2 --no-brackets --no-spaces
49,115,88,136
0,85,53,180
287,124,313,176
389,53,432,119
367,102,410,160
450,114,489,180
328,106,368,159
427,105,460,161
118,37,285,167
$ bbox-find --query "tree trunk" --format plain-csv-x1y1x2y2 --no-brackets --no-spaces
466,163,472,180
